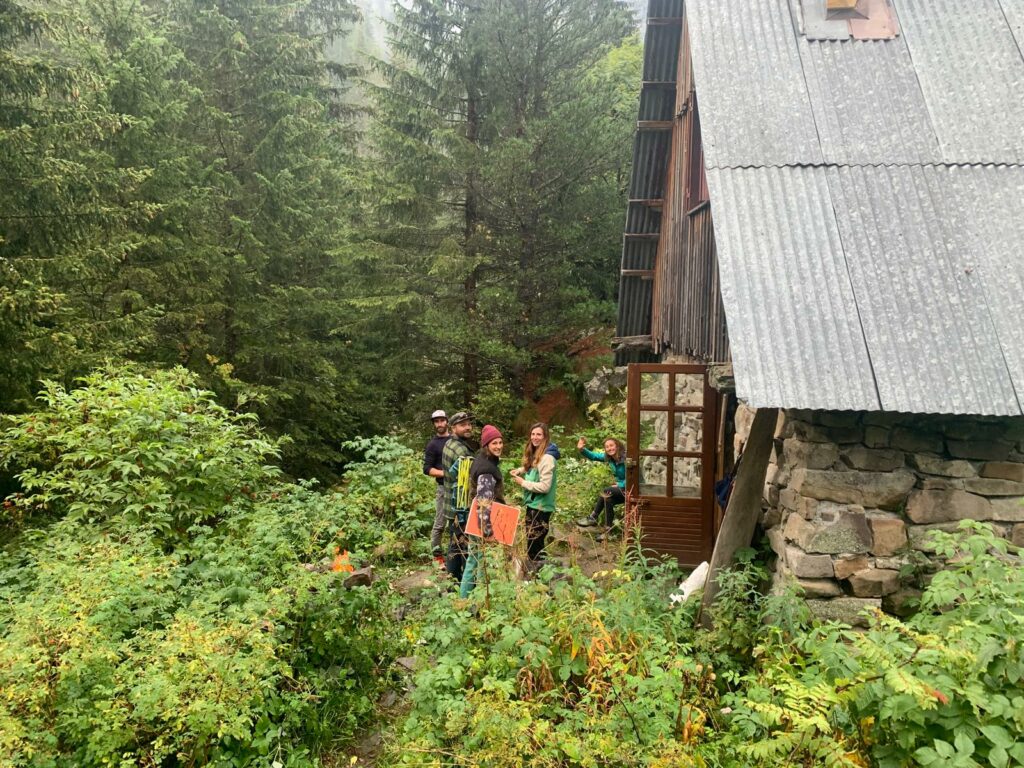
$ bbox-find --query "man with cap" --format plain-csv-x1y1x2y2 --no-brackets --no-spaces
441,411,477,582
422,409,451,567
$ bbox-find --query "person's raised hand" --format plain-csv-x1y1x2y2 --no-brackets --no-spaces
576,437,586,450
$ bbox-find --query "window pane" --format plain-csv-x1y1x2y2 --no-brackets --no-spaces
639,454,668,497
674,373,704,407
672,458,702,498
640,372,670,406
674,411,703,452
640,410,668,451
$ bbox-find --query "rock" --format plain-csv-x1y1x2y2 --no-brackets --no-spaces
810,411,862,428
789,468,915,511
782,438,840,471
779,487,800,512
823,425,864,444
891,428,944,454
1012,524,1024,547
806,597,881,628
584,366,627,403
947,440,1013,462
783,513,817,547
907,522,963,552
882,587,922,618
760,505,783,529
796,578,844,598
863,412,903,427
941,419,1008,442
963,478,1024,496
868,514,908,556
781,420,832,443
395,656,418,673
802,510,873,555
840,446,904,472
908,453,977,478
764,483,781,507
786,546,835,578
344,566,377,589
917,477,966,491
708,363,735,393
905,490,991,524
849,569,900,597
864,426,891,449
874,556,909,570
980,462,1024,483
833,555,870,580
767,526,787,559
989,497,1024,523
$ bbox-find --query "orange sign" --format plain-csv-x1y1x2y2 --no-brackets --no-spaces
466,499,521,546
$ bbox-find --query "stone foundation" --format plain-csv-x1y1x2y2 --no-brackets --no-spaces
763,410,1024,624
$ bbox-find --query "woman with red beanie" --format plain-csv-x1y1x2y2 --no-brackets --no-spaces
460,424,505,597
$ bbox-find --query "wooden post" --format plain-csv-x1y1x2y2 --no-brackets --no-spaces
698,407,778,629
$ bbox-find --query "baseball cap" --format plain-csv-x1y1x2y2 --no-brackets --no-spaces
430,409,447,420
449,411,472,425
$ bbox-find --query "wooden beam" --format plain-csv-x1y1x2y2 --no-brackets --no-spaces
629,198,664,210
611,335,653,352
620,269,655,279
637,120,674,131
698,407,779,629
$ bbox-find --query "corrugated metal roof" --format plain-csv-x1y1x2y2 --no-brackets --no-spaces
706,167,879,410
1003,0,1024,48
686,0,822,168
897,0,1024,163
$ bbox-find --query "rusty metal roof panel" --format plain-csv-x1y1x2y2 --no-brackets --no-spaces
790,0,942,165
686,0,822,169
896,0,1024,163
825,165,1020,415
706,166,880,410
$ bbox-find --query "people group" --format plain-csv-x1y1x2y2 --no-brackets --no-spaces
421,410,627,595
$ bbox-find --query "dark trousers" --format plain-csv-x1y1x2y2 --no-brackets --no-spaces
525,507,552,563
446,514,469,581
591,485,625,527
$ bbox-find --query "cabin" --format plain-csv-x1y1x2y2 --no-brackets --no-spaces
616,0,1024,620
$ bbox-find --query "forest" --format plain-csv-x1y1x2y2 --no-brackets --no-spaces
4,2,1024,767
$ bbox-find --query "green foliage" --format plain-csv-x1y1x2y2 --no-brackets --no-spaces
0,367,402,767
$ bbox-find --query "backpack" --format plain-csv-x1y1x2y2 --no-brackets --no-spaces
450,455,473,513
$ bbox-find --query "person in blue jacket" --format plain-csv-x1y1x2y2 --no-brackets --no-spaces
575,436,626,532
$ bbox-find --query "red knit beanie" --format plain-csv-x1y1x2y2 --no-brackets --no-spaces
480,424,503,448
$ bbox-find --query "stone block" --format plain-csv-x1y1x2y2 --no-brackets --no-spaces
874,556,909,570
882,587,922,618
917,477,966,491
786,546,835,578
907,523,962,552
864,426,891,448
781,420,831,443
963,478,1024,497
811,411,862,428
849,569,900,597
833,555,870,580
863,412,903,427
801,510,872,554
823,425,865,444
947,440,1013,462
779,487,800,512
905,489,991,524
782,437,840,471
980,462,1024,483
868,514,908,556
1012,524,1024,548
767,526,787,559
783,513,816,547
840,446,905,472
764,483,781,507
796,578,844,598
908,453,977,478
891,428,944,454
989,497,1024,523
789,468,915,511
941,418,1008,442
760,505,783,529
806,597,881,628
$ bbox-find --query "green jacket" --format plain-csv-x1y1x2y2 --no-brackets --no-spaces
521,445,558,513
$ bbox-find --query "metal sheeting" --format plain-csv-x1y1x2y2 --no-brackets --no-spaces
1002,0,1024,48
897,0,1024,163
790,0,941,165
706,167,879,411
686,0,822,168
826,166,1020,415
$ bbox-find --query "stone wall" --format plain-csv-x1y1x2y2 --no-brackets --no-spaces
763,410,1024,624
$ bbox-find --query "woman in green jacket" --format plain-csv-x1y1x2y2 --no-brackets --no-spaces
510,422,559,568
575,436,626,532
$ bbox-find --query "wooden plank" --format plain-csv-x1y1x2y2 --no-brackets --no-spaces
620,269,655,279
698,408,779,628
637,120,674,131
629,198,665,210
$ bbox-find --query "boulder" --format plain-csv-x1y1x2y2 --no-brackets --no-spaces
840,446,904,472
867,514,908,556
782,437,840,471
908,453,977,478
783,513,817,548
882,587,922,618
833,555,870,580
344,567,377,589
904,489,991,524
980,462,1024,483
786,546,834,578
789,468,915,510
806,597,881,628
802,510,873,555
849,569,900,597
963,478,1024,497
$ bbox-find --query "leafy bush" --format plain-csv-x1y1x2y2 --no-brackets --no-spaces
0,367,402,767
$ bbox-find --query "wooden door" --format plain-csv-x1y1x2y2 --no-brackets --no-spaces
625,363,718,566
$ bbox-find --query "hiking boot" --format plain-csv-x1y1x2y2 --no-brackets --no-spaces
576,515,599,528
